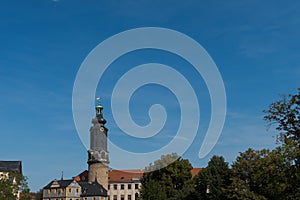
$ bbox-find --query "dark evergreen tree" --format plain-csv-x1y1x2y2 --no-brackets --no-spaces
194,155,231,200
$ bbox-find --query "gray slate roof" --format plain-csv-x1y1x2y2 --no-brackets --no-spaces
43,179,107,197
43,179,73,189
0,161,22,173
79,180,107,197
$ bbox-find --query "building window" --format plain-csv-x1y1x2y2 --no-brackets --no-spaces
121,184,124,190
135,193,139,199
128,195,132,200
69,188,72,193
121,195,124,200
76,188,79,193
48,189,50,194
108,184,110,189
54,189,57,194
113,184,117,190
135,184,139,189
113,195,117,200
128,184,131,189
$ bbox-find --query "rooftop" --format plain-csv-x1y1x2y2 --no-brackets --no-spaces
0,161,22,173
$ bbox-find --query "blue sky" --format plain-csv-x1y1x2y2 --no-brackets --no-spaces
1,0,300,192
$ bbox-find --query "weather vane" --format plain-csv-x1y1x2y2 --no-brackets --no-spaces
96,97,101,105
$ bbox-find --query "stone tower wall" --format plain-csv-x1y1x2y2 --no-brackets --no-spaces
88,162,108,190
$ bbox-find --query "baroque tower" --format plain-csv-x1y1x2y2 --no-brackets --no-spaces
87,98,109,190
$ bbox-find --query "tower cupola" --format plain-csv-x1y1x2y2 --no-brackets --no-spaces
95,97,107,125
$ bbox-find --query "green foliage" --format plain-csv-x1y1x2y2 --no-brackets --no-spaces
227,148,288,199
140,153,194,200
264,88,300,145
264,88,300,198
0,172,29,200
194,155,231,200
139,88,300,200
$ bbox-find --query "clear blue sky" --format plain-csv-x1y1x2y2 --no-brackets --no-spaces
1,0,300,192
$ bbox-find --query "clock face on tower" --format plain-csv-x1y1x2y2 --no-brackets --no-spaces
100,127,104,132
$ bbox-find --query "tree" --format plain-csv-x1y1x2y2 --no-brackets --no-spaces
264,88,300,145
140,153,194,200
0,172,29,200
194,155,231,200
264,88,300,198
226,148,291,200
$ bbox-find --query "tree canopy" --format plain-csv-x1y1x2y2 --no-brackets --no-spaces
140,153,194,200
139,88,300,200
0,172,30,200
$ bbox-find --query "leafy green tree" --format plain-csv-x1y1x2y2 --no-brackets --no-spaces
140,153,194,200
0,172,29,200
194,155,231,200
264,88,300,145
264,88,300,198
227,147,298,200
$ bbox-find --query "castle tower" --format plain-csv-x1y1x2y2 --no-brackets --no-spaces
87,98,109,190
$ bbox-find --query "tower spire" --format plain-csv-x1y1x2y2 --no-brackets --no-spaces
95,97,106,125
88,97,109,190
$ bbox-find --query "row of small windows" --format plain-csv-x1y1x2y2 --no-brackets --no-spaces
47,188,80,194
108,183,139,190
108,193,139,200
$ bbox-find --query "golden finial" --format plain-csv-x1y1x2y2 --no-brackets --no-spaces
96,97,102,109
96,97,101,105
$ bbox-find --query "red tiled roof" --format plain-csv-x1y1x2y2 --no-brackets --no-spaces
75,170,88,182
191,168,202,178
75,168,202,183
108,170,144,183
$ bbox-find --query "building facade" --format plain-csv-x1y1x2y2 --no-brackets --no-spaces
43,179,107,200
107,170,143,200
75,169,142,200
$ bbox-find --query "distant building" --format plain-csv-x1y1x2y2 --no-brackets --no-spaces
42,179,107,200
75,170,143,200
0,161,23,199
107,170,143,200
